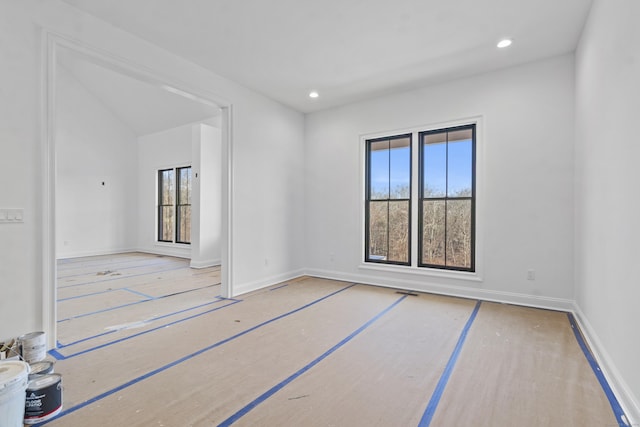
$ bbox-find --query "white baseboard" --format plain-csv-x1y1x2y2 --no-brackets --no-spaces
304,268,574,312
572,304,640,426
190,258,222,269
136,245,190,259
57,247,137,260
232,268,306,297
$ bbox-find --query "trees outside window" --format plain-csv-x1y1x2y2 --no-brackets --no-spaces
158,166,191,244
365,124,475,272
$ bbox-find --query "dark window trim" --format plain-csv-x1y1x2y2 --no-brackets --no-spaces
418,124,476,272
157,165,192,245
364,133,412,266
175,166,192,245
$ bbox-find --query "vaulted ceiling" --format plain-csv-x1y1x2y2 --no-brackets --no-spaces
61,0,593,113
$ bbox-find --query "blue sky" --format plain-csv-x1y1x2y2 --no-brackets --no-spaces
370,139,472,198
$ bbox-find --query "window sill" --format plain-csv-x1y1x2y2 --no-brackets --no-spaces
358,262,482,282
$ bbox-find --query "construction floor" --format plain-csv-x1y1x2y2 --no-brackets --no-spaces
40,252,627,426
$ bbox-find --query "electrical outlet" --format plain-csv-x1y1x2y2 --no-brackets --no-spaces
527,269,535,281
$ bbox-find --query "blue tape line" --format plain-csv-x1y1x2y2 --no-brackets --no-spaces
59,300,240,359
57,288,117,302
418,300,481,427
57,298,152,323
48,349,66,361
122,287,157,300
269,284,289,291
218,294,408,427
57,264,187,289
567,313,629,427
57,297,225,349
36,283,356,426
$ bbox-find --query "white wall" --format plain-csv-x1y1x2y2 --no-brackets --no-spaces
305,55,575,308
191,123,222,268
55,66,138,258
0,0,305,343
137,123,194,258
575,0,640,420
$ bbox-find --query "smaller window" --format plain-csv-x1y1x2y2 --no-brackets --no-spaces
365,134,412,265
157,166,191,244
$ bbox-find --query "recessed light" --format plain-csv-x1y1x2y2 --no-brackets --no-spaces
309,91,319,98
497,39,512,48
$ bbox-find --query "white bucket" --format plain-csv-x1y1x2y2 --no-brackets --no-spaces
0,360,30,427
18,332,46,364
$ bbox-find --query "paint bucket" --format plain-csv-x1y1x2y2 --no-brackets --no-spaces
0,360,30,427
28,360,54,377
23,374,63,424
18,332,47,364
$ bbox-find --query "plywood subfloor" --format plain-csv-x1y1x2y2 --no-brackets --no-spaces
44,254,624,426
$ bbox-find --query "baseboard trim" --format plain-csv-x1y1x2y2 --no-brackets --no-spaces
190,259,221,269
57,247,137,260
233,269,306,296
572,304,639,426
304,268,574,312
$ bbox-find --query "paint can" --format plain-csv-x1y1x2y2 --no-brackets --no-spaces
18,332,46,363
0,360,30,427
23,374,63,424
28,360,54,377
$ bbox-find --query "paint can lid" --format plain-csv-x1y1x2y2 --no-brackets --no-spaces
29,361,54,376
28,373,62,390
0,360,30,391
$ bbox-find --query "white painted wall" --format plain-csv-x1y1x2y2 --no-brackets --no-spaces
137,124,194,259
55,66,138,258
305,55,576,308
0,0,305,343
191,124,222,268
575,0,640,420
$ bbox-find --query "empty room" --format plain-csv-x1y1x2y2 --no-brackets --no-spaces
0,0,638,426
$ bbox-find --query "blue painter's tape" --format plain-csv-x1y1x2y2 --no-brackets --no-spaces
122,287,157,300
418,300,482,427
35,283,356,426
218,294,408,427
57,297,225,349
48,349,66,361
567,313,629,427
269,284,289,291
57,259,184,279
57,298,152,323
60,300,240,359
57,288,116,302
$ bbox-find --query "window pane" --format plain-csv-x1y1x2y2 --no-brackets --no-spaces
446,200,472,268
389,137,410,199
423,133,446,197
368,201,388,260
387,200,409,263
369,140,390,199
177,205,191,243
160,170,175,205
160,206,174,241
177,167,192,204
422,200,445,265
447,131,473,197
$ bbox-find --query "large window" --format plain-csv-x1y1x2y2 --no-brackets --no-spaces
365,134,411,265
420,125,475,271
158,166,192,244
364,124,476,272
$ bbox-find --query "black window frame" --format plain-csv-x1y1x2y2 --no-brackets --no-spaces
418,124,476,272
157,166,192,245
175,166,192,244
364,133,412,266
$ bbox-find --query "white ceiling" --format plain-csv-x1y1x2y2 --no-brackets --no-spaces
57,48,221,136
60,0,593,113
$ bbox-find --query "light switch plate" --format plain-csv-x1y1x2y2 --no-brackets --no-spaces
0,209,24,223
